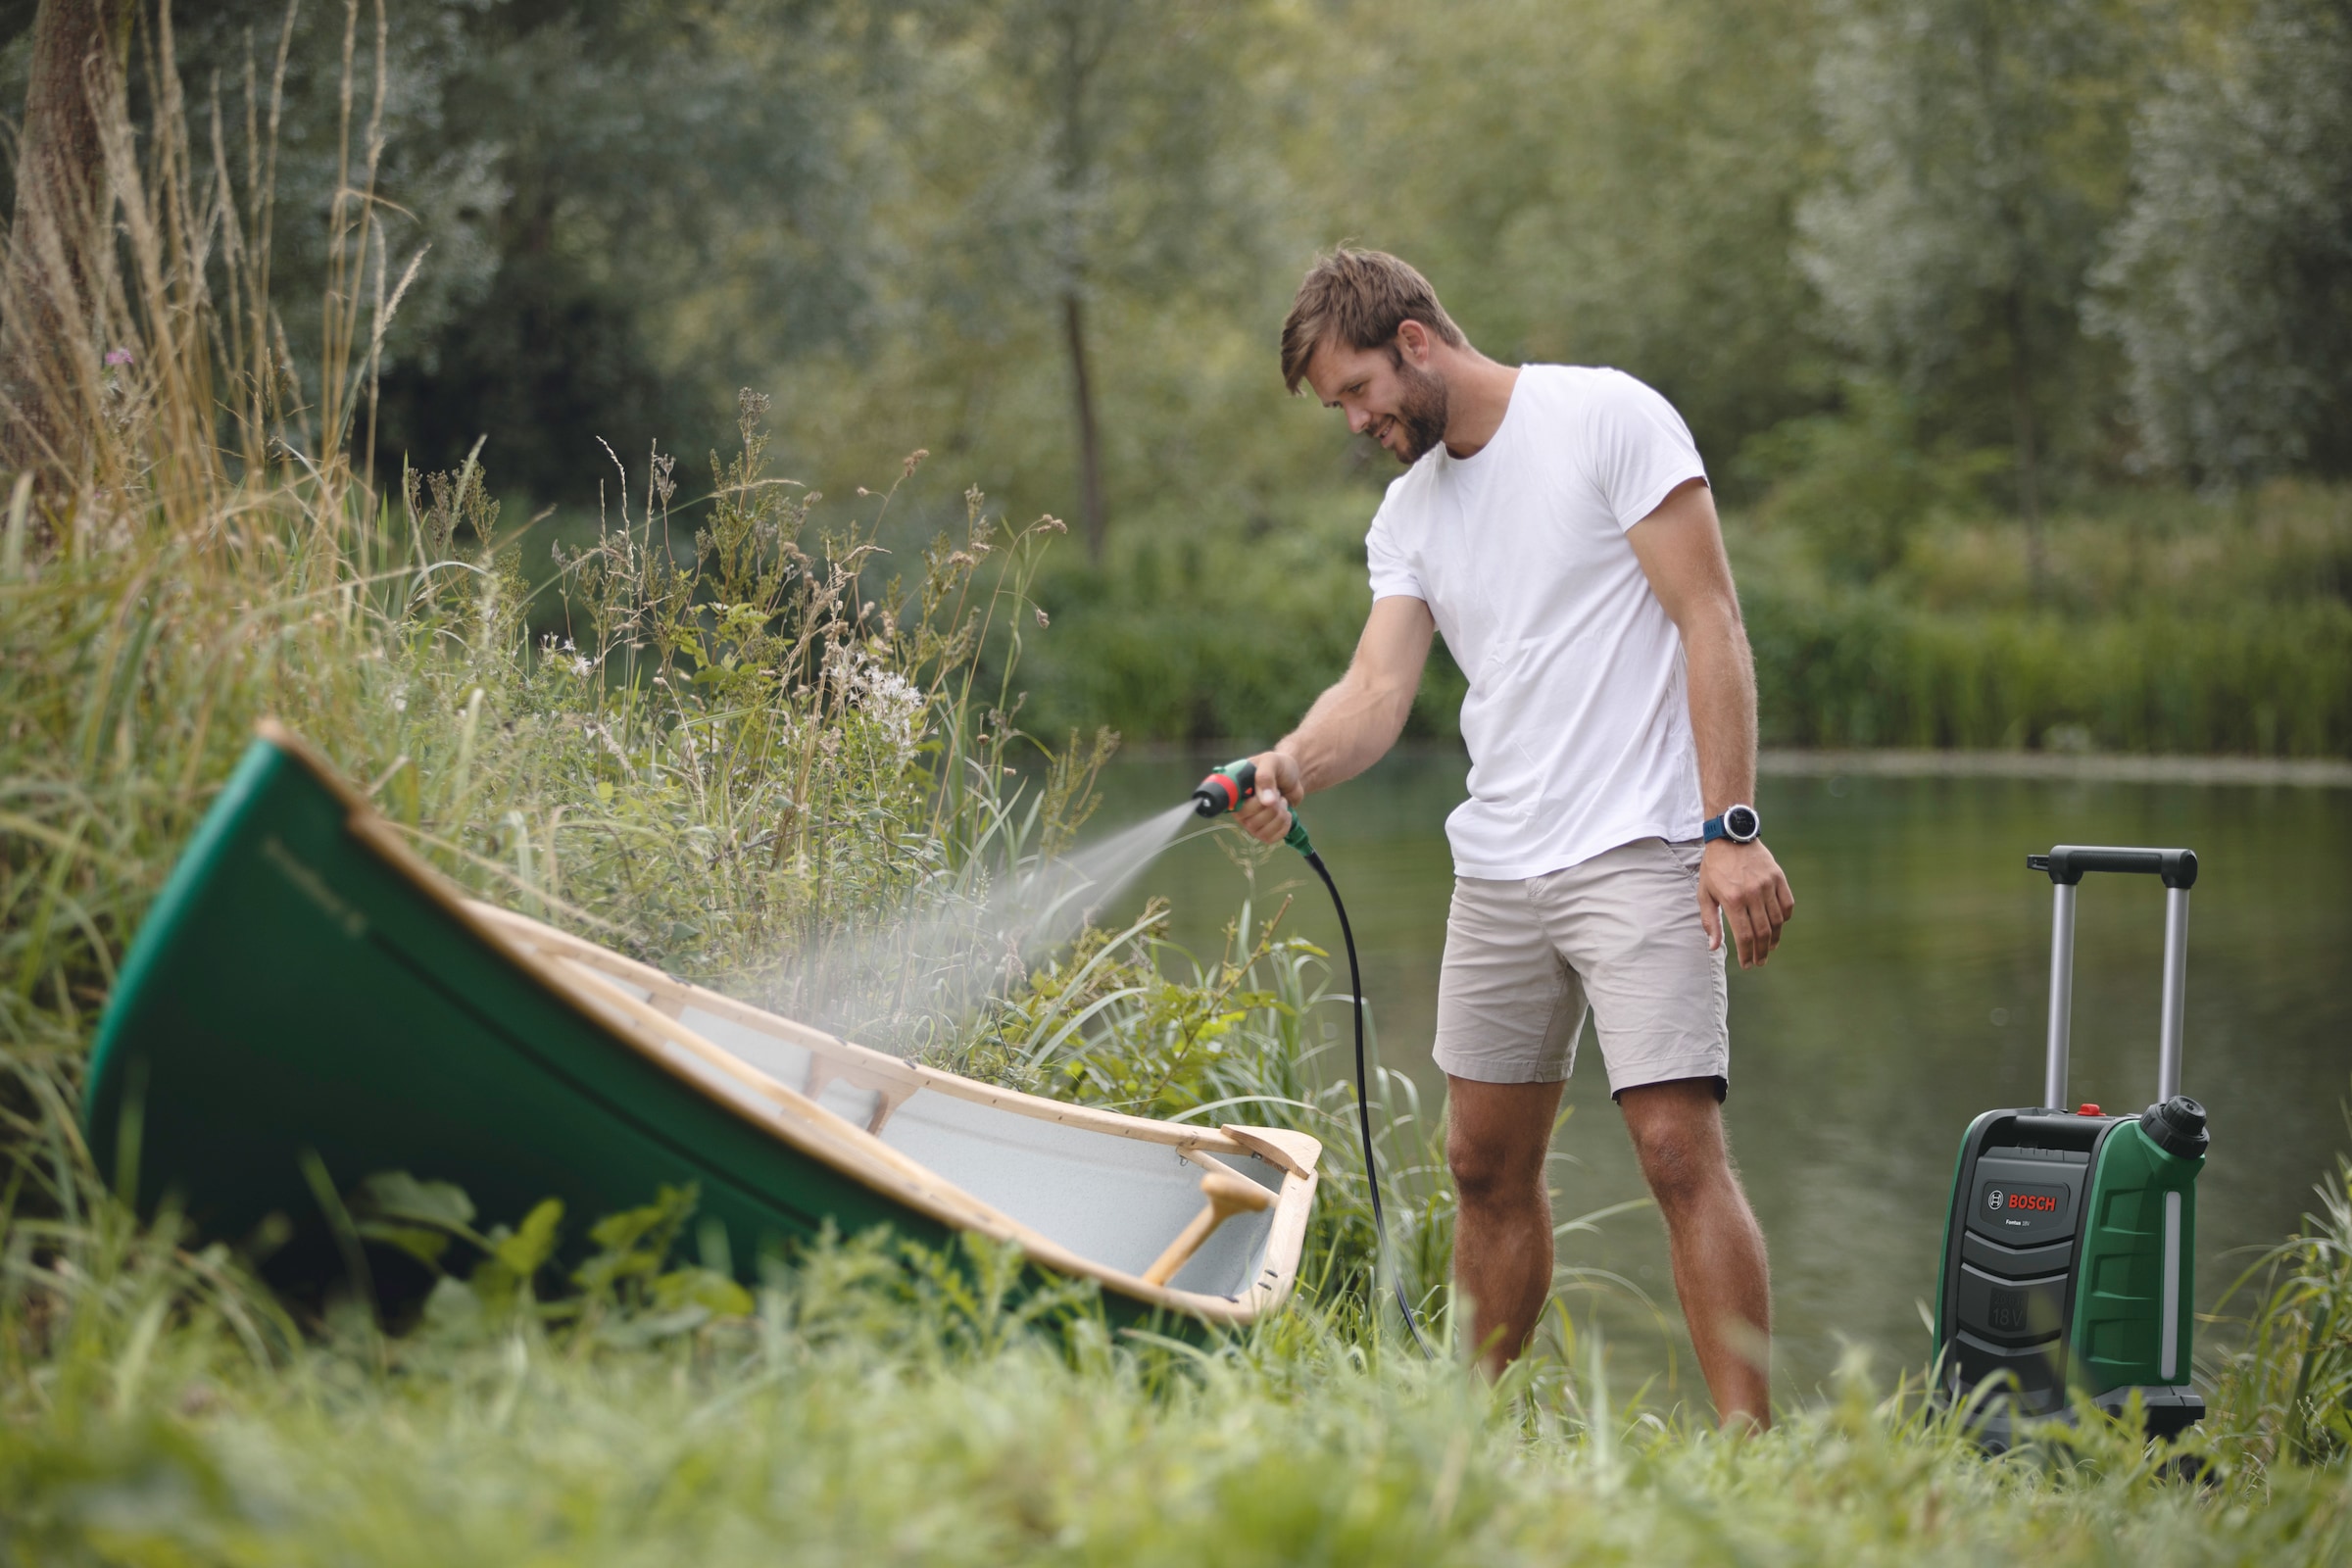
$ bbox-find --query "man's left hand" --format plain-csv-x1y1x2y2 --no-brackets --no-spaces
1698,840,1795,969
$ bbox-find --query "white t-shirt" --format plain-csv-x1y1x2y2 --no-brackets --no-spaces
1365,364,1707,880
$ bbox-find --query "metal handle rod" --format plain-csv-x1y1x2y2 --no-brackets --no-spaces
2045,881,2077,1111
2158,886,2189,1102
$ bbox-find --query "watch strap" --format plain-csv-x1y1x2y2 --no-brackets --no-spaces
1702,806,1760,844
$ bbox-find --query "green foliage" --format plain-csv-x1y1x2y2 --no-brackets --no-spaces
1734,482,2352,754
350,1173,763,1343
116,0,881,500
1797,0,2137,541
1319,0,1827,469
6,11,2352,1558
2210,1115,2352,1469
1014,473,2352,754
5,1181,2352,1564
1740,378,2012,582
2091,0,2352,486
1007,491,1465,745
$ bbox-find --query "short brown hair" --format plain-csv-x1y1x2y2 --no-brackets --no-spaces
1280,248,1467,393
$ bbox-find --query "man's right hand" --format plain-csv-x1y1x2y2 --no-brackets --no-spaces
1235,751,1305,844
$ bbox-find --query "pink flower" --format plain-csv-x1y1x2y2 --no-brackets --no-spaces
104,348,133,367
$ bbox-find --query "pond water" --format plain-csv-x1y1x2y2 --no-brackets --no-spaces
1090,750,2352,1405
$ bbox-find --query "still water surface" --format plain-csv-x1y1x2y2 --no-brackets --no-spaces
1093,751,2352,1403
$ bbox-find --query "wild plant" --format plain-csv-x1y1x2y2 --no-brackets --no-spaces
2207,1115,2352,1472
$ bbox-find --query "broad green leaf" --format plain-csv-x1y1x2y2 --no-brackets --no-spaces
495,1199,564,1278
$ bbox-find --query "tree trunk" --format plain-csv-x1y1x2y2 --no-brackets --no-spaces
2004,284,2046,598
1062,288,1107,564
1,0,130,483
1051,0,1109,564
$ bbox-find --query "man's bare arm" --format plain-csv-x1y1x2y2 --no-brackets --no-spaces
1627,478,1795,967
1236,596,1434,844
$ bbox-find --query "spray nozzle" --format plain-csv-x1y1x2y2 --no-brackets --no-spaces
1190,759,1315,858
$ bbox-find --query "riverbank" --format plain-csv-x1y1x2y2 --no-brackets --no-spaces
1014,482,2352,760
1112,741,2352,788
1764,750,2352,786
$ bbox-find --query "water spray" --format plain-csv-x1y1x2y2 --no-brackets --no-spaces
1190,759,1433,1356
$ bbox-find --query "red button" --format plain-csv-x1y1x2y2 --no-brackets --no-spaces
2079,1102,2102,1116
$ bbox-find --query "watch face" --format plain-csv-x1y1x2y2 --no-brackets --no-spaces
1727,805,1759,841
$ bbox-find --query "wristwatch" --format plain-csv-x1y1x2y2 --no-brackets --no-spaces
1701,804,1761,845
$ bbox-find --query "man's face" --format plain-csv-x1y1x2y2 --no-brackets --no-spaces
1305,334,1450,465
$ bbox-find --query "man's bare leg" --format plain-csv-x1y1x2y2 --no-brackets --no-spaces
1617,1077,1772,1429
1446,1075,1566,1375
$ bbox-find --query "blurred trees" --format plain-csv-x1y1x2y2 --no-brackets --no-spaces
362,0,879,504
2093,0,2352,489
1321,0,1825,481
891,0,1281,562
61,0,881,502
1796,0,2137,586
5,0,2348,583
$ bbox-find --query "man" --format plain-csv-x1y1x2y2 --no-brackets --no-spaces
1237,249,1793,1428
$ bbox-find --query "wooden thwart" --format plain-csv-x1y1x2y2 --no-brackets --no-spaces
1142,1167,1277,1288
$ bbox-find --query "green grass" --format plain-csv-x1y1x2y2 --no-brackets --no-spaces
4,35,2352,1564
5,1196,2352,1566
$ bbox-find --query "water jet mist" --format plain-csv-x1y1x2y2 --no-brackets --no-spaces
762,801,1198,1056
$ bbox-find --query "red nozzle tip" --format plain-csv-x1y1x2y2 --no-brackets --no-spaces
1191,772,1241,816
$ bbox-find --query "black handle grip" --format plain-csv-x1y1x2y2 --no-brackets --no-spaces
2026,845,2198,890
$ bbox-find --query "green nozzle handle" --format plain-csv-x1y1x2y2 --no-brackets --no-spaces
1190,759,1315,858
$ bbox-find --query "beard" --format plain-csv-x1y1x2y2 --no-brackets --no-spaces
1382,356,1451,464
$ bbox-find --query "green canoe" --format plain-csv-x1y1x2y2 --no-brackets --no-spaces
82,724,1321,1326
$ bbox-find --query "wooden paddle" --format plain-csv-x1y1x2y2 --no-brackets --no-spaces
1142,1167,1276,1287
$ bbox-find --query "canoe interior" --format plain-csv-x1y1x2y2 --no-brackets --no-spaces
594,979,1288,1292
82,730,1319,1322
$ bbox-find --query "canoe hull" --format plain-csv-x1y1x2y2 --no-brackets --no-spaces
84,731,1311,1328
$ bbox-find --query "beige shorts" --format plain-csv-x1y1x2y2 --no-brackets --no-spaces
1432,838,1730,1097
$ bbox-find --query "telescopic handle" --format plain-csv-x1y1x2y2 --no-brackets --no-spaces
2029,845,2195,1109
2027,846,2198,889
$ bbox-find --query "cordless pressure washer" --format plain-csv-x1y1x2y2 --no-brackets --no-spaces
1935,845,2211,1445
1190,759,1432,1353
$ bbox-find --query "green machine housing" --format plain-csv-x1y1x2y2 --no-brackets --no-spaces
1934,845,2211,1441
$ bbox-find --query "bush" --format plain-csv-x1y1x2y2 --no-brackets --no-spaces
1745,589,2352,754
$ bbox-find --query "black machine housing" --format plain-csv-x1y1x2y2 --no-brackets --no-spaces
1934,845,2209,1446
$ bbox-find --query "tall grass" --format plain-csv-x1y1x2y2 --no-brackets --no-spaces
7,1198,2352,1566
2209,1124,2352,1470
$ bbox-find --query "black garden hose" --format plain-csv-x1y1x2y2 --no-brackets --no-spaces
1305,849,1434,1358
